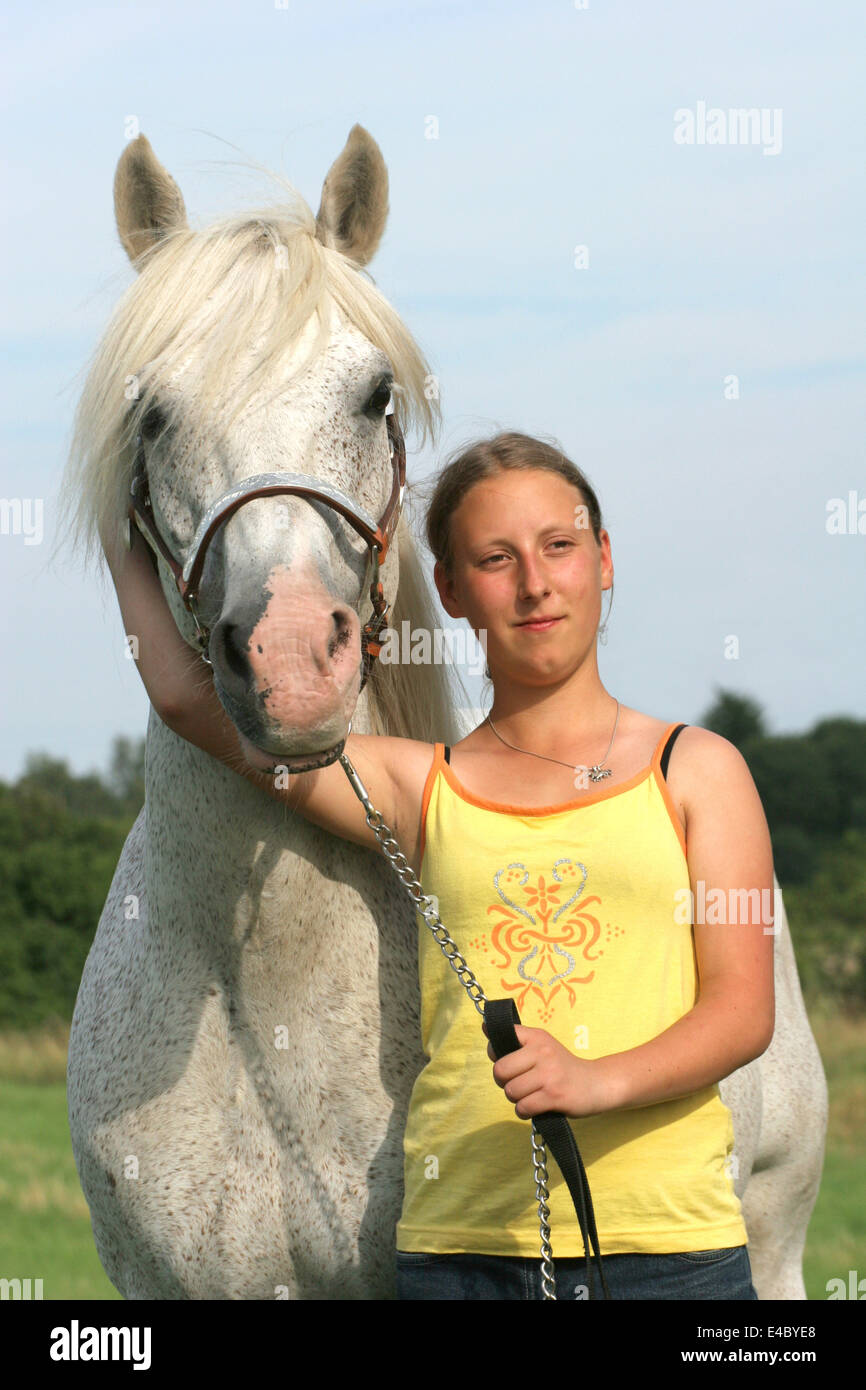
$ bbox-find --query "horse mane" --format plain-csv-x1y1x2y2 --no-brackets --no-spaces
56,172,464,746
364,512,467,744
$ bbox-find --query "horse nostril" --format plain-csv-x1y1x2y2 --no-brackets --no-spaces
325,606,348,658
328,608,353,660
220,623,251,682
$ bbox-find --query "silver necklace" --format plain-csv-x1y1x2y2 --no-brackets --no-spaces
485,699,621,783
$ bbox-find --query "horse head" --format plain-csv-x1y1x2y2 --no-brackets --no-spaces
67,125,438,772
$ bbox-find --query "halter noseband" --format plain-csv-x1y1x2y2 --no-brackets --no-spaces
126,411,406,690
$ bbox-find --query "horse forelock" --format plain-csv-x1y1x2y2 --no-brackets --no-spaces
57,183,438,574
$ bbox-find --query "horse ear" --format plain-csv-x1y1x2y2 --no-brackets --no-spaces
315,124,389,267
114,133,189,269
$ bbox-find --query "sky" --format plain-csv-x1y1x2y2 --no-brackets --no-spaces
1,0,864,782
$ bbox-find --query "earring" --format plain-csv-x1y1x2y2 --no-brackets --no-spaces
599,588,612,646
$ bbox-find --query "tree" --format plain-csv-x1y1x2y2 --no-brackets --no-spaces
107,736,146,813
17,753,119,819
807,718,866,829
741,735,839,837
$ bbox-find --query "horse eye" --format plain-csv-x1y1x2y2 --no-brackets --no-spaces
140,403,168,442
365,380,392,416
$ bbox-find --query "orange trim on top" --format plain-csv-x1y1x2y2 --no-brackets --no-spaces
418,741,445,869
650,724,689,861
437,722,677,814
419,724,688,867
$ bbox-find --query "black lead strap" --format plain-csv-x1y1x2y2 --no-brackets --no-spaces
484,997,612,1300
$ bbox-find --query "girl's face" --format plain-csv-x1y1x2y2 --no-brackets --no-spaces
433,469,613,686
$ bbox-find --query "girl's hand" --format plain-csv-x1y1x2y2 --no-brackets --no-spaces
483,1022,621,1120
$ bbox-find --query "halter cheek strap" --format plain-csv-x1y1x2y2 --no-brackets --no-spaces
126,411,406,686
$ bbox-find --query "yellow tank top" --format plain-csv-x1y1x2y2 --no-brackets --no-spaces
396,723,748,1256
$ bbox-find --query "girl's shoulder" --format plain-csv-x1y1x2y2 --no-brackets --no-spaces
618,711,742,769
660,721,746,770
656,723,763,850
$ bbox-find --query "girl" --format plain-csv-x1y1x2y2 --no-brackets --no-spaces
102,429,773,1301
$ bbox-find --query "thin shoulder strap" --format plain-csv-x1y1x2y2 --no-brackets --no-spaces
660,724,687,781
443,745,451,764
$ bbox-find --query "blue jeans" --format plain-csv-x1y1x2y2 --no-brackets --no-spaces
396,1246,758,1300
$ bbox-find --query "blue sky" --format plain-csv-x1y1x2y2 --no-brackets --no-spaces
2,0,864,780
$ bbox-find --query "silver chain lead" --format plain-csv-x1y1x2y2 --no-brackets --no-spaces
531,1126,556,1299
338,750,557,1299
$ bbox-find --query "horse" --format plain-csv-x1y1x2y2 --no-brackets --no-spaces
59,126,826,1299
718,883,827,1298
60,124,462,1299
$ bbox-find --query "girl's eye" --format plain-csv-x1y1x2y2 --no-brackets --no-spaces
480,540,574,565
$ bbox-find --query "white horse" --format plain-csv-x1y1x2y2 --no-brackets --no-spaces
60,126,826,1300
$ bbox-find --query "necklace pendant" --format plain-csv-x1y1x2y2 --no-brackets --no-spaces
587,764,613,783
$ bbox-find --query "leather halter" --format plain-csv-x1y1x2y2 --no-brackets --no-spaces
126,411,406,689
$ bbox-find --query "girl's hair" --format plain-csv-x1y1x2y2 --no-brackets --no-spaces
426,430,607,573
422,431,613,682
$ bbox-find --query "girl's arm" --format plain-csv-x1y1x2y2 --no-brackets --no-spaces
605,727,777,1088
100,518,207,726
100,521,401,851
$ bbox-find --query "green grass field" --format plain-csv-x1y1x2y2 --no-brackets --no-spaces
0,1012,861,1301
